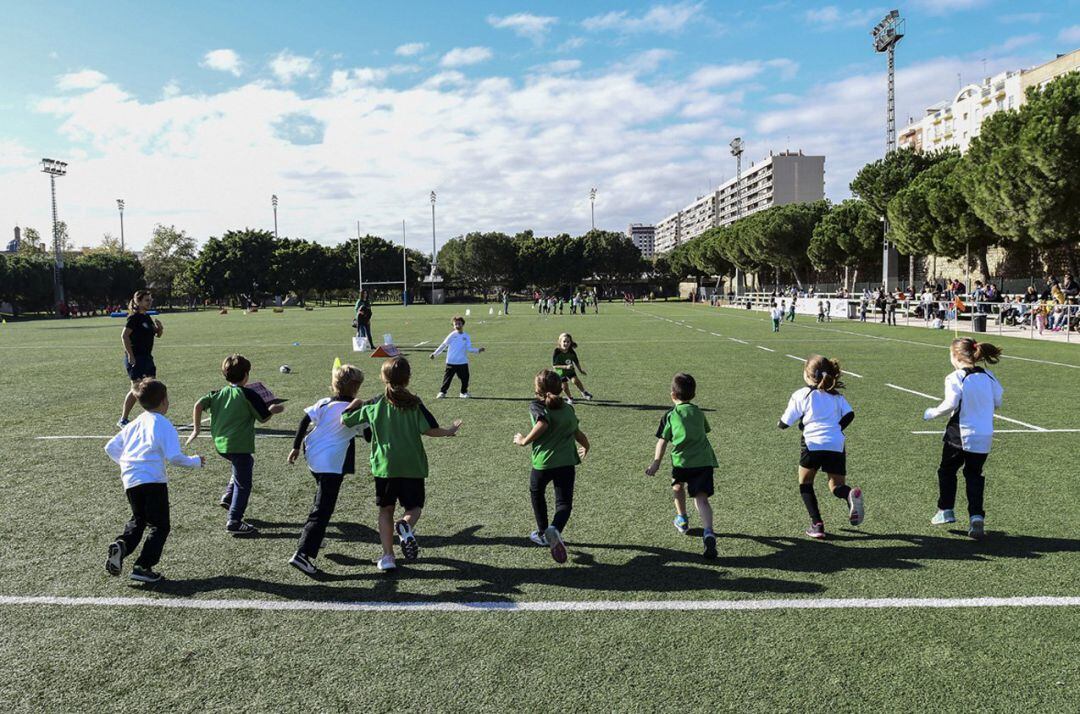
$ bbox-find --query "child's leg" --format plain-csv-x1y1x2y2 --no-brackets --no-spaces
401,507,421,529
798,467,822,522
937,444,964,511
297,473,343,558
458,364,470,394
693,494,714,534
562,379,573,400
672,481,688,517
225,453,255,523
550,468,575,533
121,386,138,421
134,484,171,569
116,486,150,556
378,504,396,557
572,376,586,393
439,366,455,395
828,474,851,500
529,469,552,531
962,451,989,518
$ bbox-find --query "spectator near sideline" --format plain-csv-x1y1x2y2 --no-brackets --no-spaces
354,290,373,346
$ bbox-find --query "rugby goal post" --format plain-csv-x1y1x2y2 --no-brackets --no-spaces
356,220,409,305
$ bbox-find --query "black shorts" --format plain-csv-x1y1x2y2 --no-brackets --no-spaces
799,448,846,476
671,466,714,497
124,354,157,381
555,369,576,382
374,477,426,510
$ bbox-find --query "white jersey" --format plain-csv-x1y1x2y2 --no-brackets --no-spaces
780,387,854,452
432,330,480,365
771,307,784,321
303,398,366,474
105,412,202,489
924,367,1002,454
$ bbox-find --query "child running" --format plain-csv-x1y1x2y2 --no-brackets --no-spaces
777,355,864,539
286,364,369,576
646,373,718,559
552,332,593,404
188,354,285,537
922,337,1003,539
770,302,783,332
341,357,461,572
430,315,485,399
513,369,590,563
105,379,203,583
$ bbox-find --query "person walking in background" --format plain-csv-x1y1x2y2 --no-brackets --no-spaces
354,290,373,348
118,290,164,428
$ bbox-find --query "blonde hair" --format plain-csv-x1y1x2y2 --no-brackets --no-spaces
128,290,151,313
332,365,364,400
381,357,420,409
951,337,1002,365
556,332,577,351
534,369,564,409
803,355,845,394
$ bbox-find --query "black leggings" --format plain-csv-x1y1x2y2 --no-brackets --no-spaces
529,466,575,533
297,473,344,558
937,443,988,517
440,363,470,394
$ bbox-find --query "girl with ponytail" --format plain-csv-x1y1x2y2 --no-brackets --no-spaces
513,369,590,564
777,355,864,539
118,290,163,427
922,338,1003,539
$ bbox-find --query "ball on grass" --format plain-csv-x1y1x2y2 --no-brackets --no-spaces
279,365,292,374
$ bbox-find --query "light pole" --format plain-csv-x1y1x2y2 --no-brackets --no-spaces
271,194,279,239
41,158,68,307
729,137,744,296
873,10,904,290
116,199,125,252
430,190,437,305
589,187,597,231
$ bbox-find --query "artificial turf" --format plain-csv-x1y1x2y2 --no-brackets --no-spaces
1,301,1078,711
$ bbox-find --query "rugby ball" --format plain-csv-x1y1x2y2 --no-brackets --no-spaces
279,365,292,374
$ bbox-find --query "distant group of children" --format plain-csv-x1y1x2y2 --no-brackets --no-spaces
104,311,1005,582
536,291,598,315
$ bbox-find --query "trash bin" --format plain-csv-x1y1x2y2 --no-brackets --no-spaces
846,301,858,320
972,314,987,333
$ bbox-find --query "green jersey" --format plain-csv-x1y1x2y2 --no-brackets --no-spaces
656,402,718,469
552,348,580,376
341,396,438,479
528,400,580,470
197,385,272,454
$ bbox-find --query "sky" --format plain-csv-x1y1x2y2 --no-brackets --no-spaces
1,0,1078,252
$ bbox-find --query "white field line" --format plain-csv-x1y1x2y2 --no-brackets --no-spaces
784,354,804,363
912,429,1080,435
729,338,748,345
36,434,292,441
885,384,1049,432
413,340,430,347
884,383,938,400
710,332,723,337
696,328,707,333
1,594,1078,614
757,346,775,352
992,414,1048,431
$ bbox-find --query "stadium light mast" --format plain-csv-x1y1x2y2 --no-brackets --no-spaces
430,190,437,305
41,158,68,307
729,137,744,297
589,187,597,231
872,9,904,291
116,199,125,252
271,194,279,239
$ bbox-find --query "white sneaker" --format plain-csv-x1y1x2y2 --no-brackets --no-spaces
377,554,397,571
435,392,446,399
459,392,470,399
565,397,574,405
931,509,956,525
968,515,985,539
529,530,547,546
848,488,864,526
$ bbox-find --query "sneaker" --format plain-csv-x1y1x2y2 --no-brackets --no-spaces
805,522,826,539
703,533,717,559
673,514,690,535
848,488,865,526
435,392,446,399
377,554,397,572
289,552,318,576
105,541,125,576
395,520,419,561
582,391,593,401
529,530,548,546
968,515,985,539
545,525,567,564
226,521,258,537
931,509,957,525
116,417,130,429
565,397,574,405
130,565,163,583
459,392,470,399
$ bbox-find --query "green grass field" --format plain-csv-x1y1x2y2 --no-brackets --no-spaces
1,302,1078,712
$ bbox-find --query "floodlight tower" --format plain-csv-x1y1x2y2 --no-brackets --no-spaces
271,194,279,239
729,137,744,296
41,158,68,306
873,10,904,291
430,190,437,305
589,187,597,231
116,199,125,251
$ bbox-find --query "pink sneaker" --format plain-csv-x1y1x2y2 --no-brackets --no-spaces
805,522,826,539
545,525,567,563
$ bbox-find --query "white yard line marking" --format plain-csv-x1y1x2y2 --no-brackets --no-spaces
886,384,1050,431
784,354,804,362
841,370,863,379
912,429,1080,435
2,594,1078,613
413,340,430,347
710,332,723,337
885,383,938,400
757,346,775,352
729,338,748,345
696,328,707,333
991,415,1048,431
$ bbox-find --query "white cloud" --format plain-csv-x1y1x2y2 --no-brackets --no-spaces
329,65,419,92
395,42,427,57
270,51,318,83
558,37,586,52
805,6,885,30
440,46,493,68
615,49,677,75
910,0,987,16
689,59,796,88
533,60,582,74
996,34,1040,52
1060,25,1080,45
201,49,242,76
583,2,704,34
488,13,558,43
56,69,108,91
162,81,182,98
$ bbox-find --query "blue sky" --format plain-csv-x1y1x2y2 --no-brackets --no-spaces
1,0,1078,251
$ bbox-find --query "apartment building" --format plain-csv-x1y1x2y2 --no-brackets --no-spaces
626,223,655,259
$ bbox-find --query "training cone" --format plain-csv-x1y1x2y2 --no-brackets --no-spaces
333,356,342,373
370,344,400,358
465,309,471,316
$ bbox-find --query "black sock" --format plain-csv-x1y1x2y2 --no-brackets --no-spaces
833,484,851,501
800,484,822,523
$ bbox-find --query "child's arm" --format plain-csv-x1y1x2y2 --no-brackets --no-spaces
105,431,125,464
575,429,590,460
288,414,313,464
161,424,203,469
513,420,549,446
186,402,205,446
924,376,962,420
425,419,462,437
574,354,586,375
466,334,484,354
645,438,667,475
121,328,136,364
430,333,451,359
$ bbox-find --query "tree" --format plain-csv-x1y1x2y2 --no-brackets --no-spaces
271,239,325,305
461,232,515,298
1,253,53,311
809,199,881,286
580,230,645,283
64,252,144,308
142,224,198,305
16,227,44,253
850,148,953,218
96,233,125,254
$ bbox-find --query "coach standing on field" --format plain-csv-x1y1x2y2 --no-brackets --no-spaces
354,290,373,346
118,290,163,427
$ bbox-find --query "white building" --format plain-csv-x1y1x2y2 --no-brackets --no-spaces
626,223,655,258
654,150,825,254
898,49,1079,154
